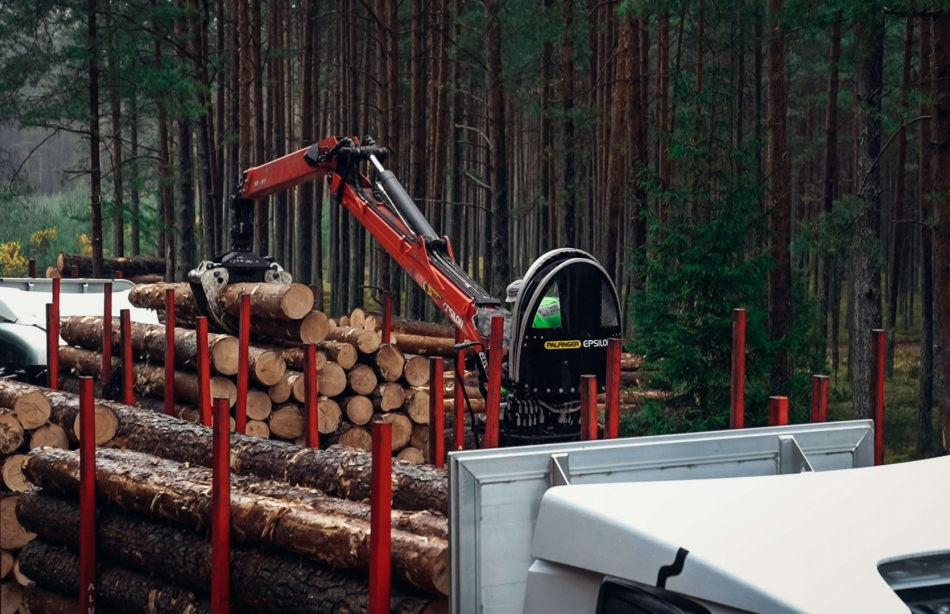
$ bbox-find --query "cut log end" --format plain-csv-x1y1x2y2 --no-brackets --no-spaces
210,335,240,375
1,582,23,614
0,552,11,581
0,495,35,550
29,424,69,451
375,413,412,451
14,391,51,431
318,397,342,434
70,404,118,445
299,311,330,344
246,420,271,439
396,447,425,464
347,364,378,396
402,355,431,387
252,350,287,386
341,396,374,426
318,362,347,398
1,456,30,492
269,405,304,440
0,413,25,455
246,390,273,421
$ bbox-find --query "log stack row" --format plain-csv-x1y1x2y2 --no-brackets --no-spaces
0,380,449,614
54,281,464,462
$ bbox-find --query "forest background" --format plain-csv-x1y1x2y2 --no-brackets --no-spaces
2,0,949,458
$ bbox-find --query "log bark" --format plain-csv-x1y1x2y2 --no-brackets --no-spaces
21,452,450,596
21,585,118,614
128,282,200,319
371,344,407,382
366,312,455,338
347,364,379,395
60,315,240,375
323,423,373,451
326,327,381,354
219,283,314,320
56,253,165,278
403,355,430,387
392,333,455,357
19,540,210,614
129,360,236,408
0,381,449,514
250,310,329,343
267,344,331,370
373,383,407,412
3,382,116,445
340,395,374,426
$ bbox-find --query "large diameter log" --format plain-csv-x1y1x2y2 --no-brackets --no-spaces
373,382,407,412
27,449,448,540
1,456,28,492
402,355,430,387
325,327,381,354
25,447,449,593
265,344,330,371
60,315,240,375
340,395,374,426
57,253,165,278
13,391,51,431
375,413,413,451
246,389,273,421
404,389,431,425
270,400,341,437
318,361,347,397
16,493,447,614
372,344,407,382
396,447,425,464
347,364,378,395
392,333,456,357
250,310,330,344
19,540,210,614
4,381,116,445
323,423,373,451
29,424,69,450
246,420,270,439
220,283,313,320
1,495,34,549
247,345,286,386
0,381,449,514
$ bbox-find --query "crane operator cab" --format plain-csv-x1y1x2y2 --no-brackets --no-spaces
472,249,623,445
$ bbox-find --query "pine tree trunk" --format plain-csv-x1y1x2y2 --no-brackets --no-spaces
484,0,509,297
932,10,950,451
129,100,141,256
849,11,885,420
919,16,934,457
88,0,104,277
604,17,633,282
886,16,915,376
107,11,124,259
559,0,575,247
766,0,792,391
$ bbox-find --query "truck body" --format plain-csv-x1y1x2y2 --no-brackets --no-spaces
449,421,950,614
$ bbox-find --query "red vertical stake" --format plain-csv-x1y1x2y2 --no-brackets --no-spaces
580,375,598,441
605,339,621,439
429,357,445,467
811,375,830,423
78,376,97,613
120,309,134,405
28,259,36,278
381,291,393,344
769,396,789,426
102,283,113,384
236,294,251,434
818,375,829,423
164,289,176,417
731,308,746,429
871,329,886,465
116,271,124,279
369,420,392,614
46,304,59,390
196,317,212,426
305,344,320,448
72,265,80,278
211,396,231,613
453,328,465,451
484,315,504,449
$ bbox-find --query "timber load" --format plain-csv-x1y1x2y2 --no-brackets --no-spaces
55,253,166,279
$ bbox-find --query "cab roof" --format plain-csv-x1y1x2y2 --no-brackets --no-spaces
532,456,950,613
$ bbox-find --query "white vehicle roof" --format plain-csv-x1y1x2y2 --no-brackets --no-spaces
0,287,159,327
532,455,950,613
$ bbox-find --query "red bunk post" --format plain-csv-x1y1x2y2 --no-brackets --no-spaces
369,420,392,614
120,309,134,405
769,396,789,426
731,308,746,429
236,294,251,434
605,339,621,439
102,282,113,383
78,376,97,613
211,396,231,612
164,289,176,416
580,374,598,441
196,317,212,426
454,328,465,451
305,343,320,448
429,357,445,467
871,329,886,465
484,315,504,448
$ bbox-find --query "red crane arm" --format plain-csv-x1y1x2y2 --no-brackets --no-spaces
237,136,502,346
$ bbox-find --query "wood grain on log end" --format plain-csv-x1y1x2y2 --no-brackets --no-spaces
14,391,51,431
0,495,35,550
1,456,29,492
0,413,25,455
245,390,273,421
29,424,70,451
299,311,330,344
402,355,430,387
70,404,117,445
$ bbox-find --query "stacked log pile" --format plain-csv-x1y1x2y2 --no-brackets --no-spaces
49,253,166,283
50,282,463,462
0,380,449,613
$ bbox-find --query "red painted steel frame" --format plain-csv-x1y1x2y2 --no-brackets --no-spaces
116,271,124,279
484,315,504,448
236,294,251,434
769,396,789,426
811,375,830,423
731,308,746,429
196,317,212,426
605,339,621,439
871,329,885,465
72,265,80,278
382,291,393,344
120,310,134,405
211,396,231,612
46,304,58,390
28,259,36,278
79,376,97,613
454,328,465,451
102,283,113,383
164,289,176,417
428,357,445,467
305,344,320,448
369,420,393,614
580,375,598,441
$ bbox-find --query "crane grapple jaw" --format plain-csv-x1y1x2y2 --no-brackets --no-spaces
187,251,291,334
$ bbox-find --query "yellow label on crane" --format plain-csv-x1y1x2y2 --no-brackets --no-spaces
544,340,581,350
